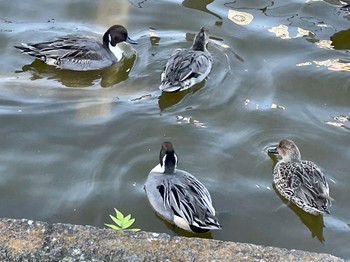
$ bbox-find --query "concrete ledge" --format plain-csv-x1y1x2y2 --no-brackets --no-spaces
0,218,346,261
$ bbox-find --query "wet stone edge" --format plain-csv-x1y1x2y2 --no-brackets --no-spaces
0,218,347,262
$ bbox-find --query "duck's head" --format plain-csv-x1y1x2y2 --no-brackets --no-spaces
159,141,178,174
268,139,301,162
192,27,210,52
103,25,137,48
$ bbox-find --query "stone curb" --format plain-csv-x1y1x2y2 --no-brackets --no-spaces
0,218,346,262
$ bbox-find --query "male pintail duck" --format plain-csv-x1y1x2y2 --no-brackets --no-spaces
159,27,212,92
268,139,333,215
340,0,350,11
144,141,221,233
15,25,137,71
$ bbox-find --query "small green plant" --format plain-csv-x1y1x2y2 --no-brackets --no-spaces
105,208,141,232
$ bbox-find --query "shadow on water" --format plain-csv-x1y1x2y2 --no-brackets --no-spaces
330,28,350,50
182,0,222,20
158,81,205,111
155,212,213,239
274,186,325,244
267,152,325,244
15,55,136,88
224,0,275,13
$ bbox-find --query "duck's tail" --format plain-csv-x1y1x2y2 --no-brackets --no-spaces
190,213,221,233
320,193,334,202
159,82,182,92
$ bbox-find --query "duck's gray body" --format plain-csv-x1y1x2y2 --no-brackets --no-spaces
144,142,221,233
159,27,212,92
269,139,333,215
15,25,137,71
18,36,117,71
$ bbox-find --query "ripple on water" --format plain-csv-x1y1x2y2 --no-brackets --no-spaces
1,0,350,258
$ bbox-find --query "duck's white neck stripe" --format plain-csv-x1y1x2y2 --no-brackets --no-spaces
108,34,122,61
151,164,164,173
109,42,122,61
162,154,177,170
151,155,178,174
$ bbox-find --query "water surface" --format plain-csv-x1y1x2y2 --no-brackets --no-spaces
0,0,350,259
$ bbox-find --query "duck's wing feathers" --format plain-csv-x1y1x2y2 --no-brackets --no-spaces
16,36,104,63
160,49,212,91
159,173,220,230
279,161,332,212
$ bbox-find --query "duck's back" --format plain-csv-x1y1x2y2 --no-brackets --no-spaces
160,48,212,91
145,168,216,225
274,160,331,214
18,36,116,71
144,170,174,222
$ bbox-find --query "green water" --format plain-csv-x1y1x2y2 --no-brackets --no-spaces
0,0,349,258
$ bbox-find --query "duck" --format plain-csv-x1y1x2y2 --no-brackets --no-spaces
15,25,137,71
159,27,212,92
268,139,333,215
340,0,350,11
144,141,221,233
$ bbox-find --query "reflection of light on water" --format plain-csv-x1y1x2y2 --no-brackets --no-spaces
268,25,313,39
325,121,346,128
314,40,333,49
268,25,290,39
149,28,159,38
219,43,230,49
75,100,113,120
243,99,285,110
271,103,285,110
333,115,350,123
297,27,312,38
325,115,350,130
228,10,253,25
96,0,130,27
297,59,350,71
176,115,206,128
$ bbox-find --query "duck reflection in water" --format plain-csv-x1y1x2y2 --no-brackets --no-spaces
158,80,204,111
273,183,325,243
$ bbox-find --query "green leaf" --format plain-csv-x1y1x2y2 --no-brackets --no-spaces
106,208,141,232
109,214,123,227
115,208,124,220
104,223,122,230
122,218,135,229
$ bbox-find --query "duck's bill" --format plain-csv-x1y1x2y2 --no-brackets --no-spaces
127,37,138,45
267,147,278,154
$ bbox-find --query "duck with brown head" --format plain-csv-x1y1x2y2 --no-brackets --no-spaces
268,139,333,215
159,27,212,92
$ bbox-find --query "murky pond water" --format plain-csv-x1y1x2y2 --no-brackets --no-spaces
1,0,350,259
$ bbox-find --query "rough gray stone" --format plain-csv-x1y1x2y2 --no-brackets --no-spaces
0,218,346,262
